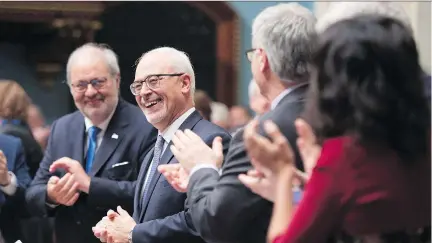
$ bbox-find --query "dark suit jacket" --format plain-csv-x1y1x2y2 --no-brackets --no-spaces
0,134,32,242
132,110,232,243
186,85,308,243
0,122,44,178
25,99,157,243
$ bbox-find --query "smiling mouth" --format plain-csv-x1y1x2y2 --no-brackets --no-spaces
144,98,162,108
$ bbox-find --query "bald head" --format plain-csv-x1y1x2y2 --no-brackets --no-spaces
137,47,195,94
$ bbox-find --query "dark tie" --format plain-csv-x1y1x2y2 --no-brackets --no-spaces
141,135,165,202
85,126,101,173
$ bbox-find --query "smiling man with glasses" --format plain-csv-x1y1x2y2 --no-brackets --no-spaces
92,46,231,243
26,43,157,243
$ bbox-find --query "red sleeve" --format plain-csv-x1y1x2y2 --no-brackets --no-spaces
273,138,346,243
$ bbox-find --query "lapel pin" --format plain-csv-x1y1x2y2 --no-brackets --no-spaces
111,133,119,139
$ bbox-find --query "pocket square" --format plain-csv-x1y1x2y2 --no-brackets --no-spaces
111,161,129,168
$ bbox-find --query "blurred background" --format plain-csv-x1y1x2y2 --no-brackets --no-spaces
0,1,430,124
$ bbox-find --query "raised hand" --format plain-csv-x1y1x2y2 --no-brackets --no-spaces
158,164,190,193
46,173,79,206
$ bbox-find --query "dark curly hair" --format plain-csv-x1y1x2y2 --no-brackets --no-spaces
303,14,430,163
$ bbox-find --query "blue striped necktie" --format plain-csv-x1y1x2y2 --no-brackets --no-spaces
141,135,165,202
85,126,101,173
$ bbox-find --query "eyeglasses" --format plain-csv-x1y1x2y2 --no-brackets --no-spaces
69,78,108,93
130,73,183,95
245,48,257,62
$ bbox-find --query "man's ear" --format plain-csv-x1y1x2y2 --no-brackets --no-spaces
181,74,192,94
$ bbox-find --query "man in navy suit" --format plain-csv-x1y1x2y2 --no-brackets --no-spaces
92,47,231,243
0,134,32,242
25,43,157,243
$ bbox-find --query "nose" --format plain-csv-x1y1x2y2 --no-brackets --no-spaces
139,84,152,96
85,83,98,96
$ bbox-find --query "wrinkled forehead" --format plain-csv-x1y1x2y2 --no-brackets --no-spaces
135,54,173,81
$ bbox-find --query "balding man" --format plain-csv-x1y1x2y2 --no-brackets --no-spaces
93,47,231,243
25,43,157,243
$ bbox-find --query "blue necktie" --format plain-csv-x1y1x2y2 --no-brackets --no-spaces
141,135,165,202
85,126,101,173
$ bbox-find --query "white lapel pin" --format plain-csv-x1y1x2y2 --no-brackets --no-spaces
111,133,119,139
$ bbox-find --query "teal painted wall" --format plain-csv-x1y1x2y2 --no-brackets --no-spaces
227,1,314,106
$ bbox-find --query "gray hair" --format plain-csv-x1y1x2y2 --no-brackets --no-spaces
316,2,412,34
252,3,317,84
66,43,120,83
138,47,196,95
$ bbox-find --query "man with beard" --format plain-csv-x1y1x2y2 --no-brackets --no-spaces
25,43,157,243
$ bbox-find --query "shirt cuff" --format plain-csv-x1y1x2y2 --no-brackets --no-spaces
0,172,17,196
189,164,220,177
46,202,59,208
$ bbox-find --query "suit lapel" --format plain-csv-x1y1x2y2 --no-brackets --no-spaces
70,114,85,165
135,148,154,221
139,111,203,220
89,101,129,176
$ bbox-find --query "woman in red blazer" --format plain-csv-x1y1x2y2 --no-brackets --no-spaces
241,15,431,243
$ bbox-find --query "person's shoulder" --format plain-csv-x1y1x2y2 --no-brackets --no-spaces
0,133,21,149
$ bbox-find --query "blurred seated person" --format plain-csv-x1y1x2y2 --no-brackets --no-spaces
0,81,53,243
210,101,230,130
0,134,32,243
26,104,50,151
229,105,251,133
0,81,44,178
194,89,212,120
248,79,270,116
241,13,431,243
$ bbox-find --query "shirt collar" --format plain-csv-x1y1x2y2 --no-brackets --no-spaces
84,102,118,132
270,82,307,110
159,107,196,144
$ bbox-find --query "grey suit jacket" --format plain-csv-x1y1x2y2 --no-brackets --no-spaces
131,110,232,243
186,84,308,243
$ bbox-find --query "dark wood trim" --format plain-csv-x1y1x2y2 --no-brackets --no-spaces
186,2,239,106
0,1,240,106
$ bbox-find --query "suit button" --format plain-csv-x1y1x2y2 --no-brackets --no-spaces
77,221,81,225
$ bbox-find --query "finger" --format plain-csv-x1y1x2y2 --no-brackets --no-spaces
247,169,264,178
295,118,316,145
62,181,79,204
59,174,76,196
243,119,259,143
212,136,223,159
48,176,60,185
184,129,202,142
171,133,185,150
263,120,287,145
170,145,182,162
294,169,309,184
174,181,188,192
157,164,180,174
64,192,79,206
175,130,190,145
117,206,129,216
107,209,119,219
55,173,71,192
238,174,261,192
50,160,72,173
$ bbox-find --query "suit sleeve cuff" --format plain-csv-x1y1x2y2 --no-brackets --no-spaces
0,172,17,196
189,164,221,177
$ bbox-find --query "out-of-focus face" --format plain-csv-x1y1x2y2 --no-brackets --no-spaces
133,55,192,131
249,89,270,116
229,106,251,128
69,55,119,125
